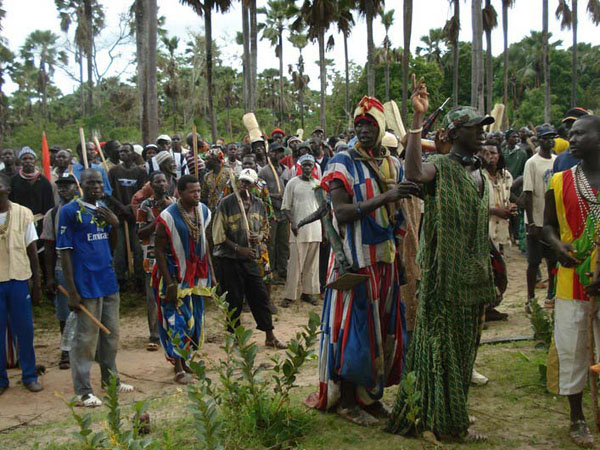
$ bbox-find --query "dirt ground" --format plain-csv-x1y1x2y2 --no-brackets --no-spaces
0,245,535,439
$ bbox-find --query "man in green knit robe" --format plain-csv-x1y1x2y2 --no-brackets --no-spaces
388,76,496,442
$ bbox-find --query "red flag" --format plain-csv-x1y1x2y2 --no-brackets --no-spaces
41,132,51,180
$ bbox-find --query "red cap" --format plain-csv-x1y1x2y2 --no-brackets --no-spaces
271,128,286,137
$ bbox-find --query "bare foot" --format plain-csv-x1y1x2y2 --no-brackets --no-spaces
570,420,594,448
336,405,378,426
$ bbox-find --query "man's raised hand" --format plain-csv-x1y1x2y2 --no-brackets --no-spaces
411,74,429,115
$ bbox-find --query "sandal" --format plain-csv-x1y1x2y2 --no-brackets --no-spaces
570,420,594,448
280,298,293,308
77,393,103,408
146,342,159,352
117,383,134,393
336,405,378,426
265,338,288,350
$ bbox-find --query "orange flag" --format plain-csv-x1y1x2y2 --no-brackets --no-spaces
41,132,51,180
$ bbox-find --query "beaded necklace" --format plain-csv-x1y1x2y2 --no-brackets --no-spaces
573,164,600,242
177,200,201,243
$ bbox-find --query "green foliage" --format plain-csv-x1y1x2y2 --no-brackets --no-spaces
63,372,153,449
529,300,554,349
391,371,423,436
173,287,320,449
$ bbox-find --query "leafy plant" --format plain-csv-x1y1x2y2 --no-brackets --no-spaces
174,287,319,449
64,397,108,449
388,371,423,436
529,300,554,349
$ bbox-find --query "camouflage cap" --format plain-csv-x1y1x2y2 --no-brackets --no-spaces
441,106,494,131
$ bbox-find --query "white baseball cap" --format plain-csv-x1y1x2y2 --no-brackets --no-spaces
239,168,258,184
156,134,172,143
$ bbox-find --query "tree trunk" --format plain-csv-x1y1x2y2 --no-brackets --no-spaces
471,0,484,111
502,1,508,108
278,26,284,125
452,0,459,107
344,33,350,125
366,1,375,97
84,0,93,115
484,0,493,113
542,0,551,122
402,0,413,123
250,0,258,112
205,1,217,142
135,0,149,143
318,29,326,130
571,0,578,107
242,2,250,111
147,0,158,142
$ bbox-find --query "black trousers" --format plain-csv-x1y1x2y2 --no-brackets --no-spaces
214,257,273,332
319,242,330,293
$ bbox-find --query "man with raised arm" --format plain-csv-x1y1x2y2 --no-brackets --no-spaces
388,76,495,442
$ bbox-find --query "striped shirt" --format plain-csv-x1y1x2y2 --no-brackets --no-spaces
321,149,401,269
551,168,595,301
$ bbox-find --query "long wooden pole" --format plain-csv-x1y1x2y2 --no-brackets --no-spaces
58,285,111,335
192,125,199,179
589,231,600,431
92,136,109,173
79,127,88,169
123,221,135,278
228,167,251,244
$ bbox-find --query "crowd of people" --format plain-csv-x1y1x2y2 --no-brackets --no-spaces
2,74,600,447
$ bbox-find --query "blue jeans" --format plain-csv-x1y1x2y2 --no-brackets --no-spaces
54,270,70,322
0,280,38,388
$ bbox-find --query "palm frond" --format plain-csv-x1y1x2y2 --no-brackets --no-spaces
482,3,498,31
588,0,600,25
555,0,573,30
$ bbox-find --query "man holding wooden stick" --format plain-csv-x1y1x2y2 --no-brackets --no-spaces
544,114,600,448
57,169,134,407
212,168,287,350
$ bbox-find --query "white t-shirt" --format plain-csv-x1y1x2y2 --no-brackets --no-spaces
281,176,322,243
0,211,38,246
523,152,556,226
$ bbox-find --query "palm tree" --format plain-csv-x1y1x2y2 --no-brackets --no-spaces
502,0,515,110
444,0,460,107
471,0,484,111
55,0,104,116
180,0,233,142
20,30,67,122
402,0,413,121
250,0,258,112
161,35,180,132
380,8,394,101
417,28,445,68
556,1,600,107
542,0,550,122
482,0,498,113
293,0,338,130
258,0,298,125
0,0,13,145
357,0,384,97
240,2,250,110
133,0,158,144
336,1,355,122
288,31,309,129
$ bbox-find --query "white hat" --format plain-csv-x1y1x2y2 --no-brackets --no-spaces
156,134,171,143
239,168,258,184
382,132,399,148
133,144,143,156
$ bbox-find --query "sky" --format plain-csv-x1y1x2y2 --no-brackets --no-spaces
3,0,600,96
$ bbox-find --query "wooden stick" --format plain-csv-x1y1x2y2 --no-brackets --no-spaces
93,136,109,173
123,221,135,278
262,130,282,194
79,128,88,169
192,125,199,180
589,230,600,431
57,285,111,335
